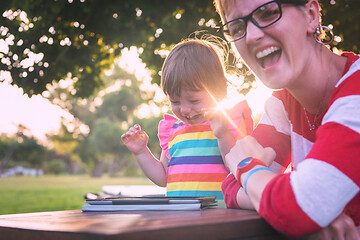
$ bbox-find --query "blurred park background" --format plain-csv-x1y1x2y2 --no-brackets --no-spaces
0,0,359,215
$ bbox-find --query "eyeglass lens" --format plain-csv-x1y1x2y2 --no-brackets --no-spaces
222,1,282,42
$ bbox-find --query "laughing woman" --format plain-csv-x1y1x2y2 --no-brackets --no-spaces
213,0,360,238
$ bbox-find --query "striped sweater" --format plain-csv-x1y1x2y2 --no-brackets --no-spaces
222,52,360,237
158,101,253,200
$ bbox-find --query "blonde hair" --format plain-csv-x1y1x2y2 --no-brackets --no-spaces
213,0,228,25
161,36,228,100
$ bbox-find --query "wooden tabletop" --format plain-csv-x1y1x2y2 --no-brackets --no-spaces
0,208,293,240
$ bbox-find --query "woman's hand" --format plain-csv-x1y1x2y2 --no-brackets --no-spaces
121,124,149,155
225,136,276,174
306,213,359,240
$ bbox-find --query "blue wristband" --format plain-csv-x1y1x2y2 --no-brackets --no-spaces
243,167,274,195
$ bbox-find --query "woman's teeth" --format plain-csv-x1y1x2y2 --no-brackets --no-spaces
256,46,280,59
256,46,281,68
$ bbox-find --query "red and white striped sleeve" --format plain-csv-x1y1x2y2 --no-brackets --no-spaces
259,55,360,237
253,90,293,173
222,90,292,209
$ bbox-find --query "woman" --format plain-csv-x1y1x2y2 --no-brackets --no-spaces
213,0,360,238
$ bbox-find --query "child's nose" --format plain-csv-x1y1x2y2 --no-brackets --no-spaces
180,105,191,115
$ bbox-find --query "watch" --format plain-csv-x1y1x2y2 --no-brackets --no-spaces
236,157,267,185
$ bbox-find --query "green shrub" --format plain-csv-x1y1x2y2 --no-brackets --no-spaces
46,159,68,175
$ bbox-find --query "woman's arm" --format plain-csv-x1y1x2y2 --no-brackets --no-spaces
224,136,277,210
305,213,360,240
225,133,360,237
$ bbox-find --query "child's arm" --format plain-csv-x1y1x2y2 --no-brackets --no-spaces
121,124,168,187
132,148,168,187
216,130,236,160
204,109,236,159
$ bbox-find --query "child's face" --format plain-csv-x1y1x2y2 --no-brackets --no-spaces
169,88,216,126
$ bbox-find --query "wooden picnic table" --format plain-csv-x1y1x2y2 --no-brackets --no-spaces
0,208,295,240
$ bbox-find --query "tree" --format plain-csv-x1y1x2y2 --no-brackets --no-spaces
45,58,164,176
0,0,219,97
321,0,360,53
0,125,46,169
2,0,357,98
47,123,83,174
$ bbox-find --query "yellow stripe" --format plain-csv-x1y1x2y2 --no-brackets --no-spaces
167,181,222,192
169,132,216,148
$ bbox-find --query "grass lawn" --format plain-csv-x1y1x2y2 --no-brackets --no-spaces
0,175,153,215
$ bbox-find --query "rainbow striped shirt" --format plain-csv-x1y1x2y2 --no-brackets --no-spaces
158,101,253,200
165,119,228,200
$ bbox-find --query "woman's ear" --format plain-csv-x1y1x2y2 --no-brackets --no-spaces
305,0,321,34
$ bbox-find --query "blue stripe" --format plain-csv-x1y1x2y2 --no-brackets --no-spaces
170,139,218,150
167,190,224,200
168,155,224,166
170,147,220,158
169,139,218,156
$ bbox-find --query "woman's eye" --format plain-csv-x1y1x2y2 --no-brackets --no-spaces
229,21,245,37
257,7,280,22
190,100,200,104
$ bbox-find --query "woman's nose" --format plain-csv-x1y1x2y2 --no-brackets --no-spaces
246,21,264,43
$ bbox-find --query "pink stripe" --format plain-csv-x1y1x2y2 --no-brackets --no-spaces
167,164,228,174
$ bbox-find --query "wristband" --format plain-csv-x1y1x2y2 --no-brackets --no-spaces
243,167,274,194
236,157,267,185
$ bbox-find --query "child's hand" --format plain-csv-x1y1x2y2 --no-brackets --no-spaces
203,107,229,139
121,124,149,155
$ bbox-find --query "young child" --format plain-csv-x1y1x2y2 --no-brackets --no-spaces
121,38,253,202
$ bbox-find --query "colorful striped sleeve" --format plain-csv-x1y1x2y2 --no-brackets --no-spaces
227,100,254,139
158,114,179,159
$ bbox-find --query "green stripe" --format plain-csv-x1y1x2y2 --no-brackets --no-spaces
171,147,220,157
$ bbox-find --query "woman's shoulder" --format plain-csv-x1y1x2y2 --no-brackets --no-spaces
336,52,360,87
332,52,360,96
266,89,300,114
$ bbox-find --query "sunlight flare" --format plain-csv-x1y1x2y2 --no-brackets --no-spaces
205,88,247,139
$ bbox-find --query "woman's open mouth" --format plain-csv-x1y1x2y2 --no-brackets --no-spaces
256,46,281,69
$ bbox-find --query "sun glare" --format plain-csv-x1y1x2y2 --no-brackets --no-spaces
205,89,248,138
204,77,272,139
0,79,73,142
0,38,272,142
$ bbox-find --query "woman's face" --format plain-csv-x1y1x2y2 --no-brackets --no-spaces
224,0,312,89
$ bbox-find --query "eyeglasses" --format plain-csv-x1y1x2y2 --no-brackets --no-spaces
220,0,307,42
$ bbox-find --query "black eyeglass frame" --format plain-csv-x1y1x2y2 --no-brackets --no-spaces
219,0,308,42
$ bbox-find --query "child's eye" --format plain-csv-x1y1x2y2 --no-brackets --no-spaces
190,100,200,104
170,100,180,105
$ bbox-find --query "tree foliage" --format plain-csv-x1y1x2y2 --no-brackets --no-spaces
0,0,359,98
0,0,219,97
45,61,163,176
320,0,360,53
0,126,46,169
